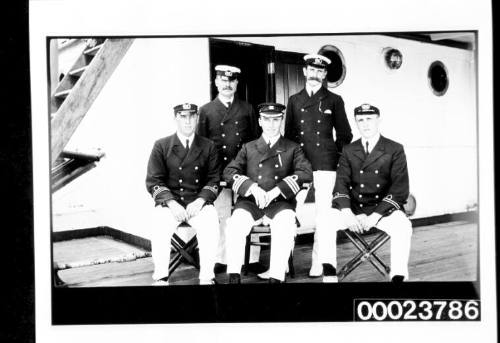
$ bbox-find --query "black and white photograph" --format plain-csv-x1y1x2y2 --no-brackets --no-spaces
29,1,495,342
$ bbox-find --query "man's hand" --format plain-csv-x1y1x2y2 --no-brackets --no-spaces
341,208,363,233
265,187,281,207
186,198,205,219
250,185,268,209
363,212,382,231
356,214,368,231
166,200,189,222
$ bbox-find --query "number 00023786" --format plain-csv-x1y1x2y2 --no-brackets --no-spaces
354,299,480,321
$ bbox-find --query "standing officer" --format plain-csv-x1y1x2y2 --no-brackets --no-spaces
223,103,313,283
198,65,261,269
284,53,353,277
316,103,412,283
146,103,220,285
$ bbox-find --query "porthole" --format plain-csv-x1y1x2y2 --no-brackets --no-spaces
317,45,346,88
428,61,449,96
382,47,403,70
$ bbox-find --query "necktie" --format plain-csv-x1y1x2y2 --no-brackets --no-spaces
226,101,231,108
365,141,369,155
309,90,313,97
268,140,272,149
186,139,190,151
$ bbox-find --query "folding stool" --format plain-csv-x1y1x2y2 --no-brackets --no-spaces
241,183,311,278
337,194,416,281
168,223,200,275
243,224,295,278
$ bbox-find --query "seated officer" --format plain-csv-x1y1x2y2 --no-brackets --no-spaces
146,103,220,285
316,103,412,283
223,103,313,283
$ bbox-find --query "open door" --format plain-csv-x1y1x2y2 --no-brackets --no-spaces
209,38,275,109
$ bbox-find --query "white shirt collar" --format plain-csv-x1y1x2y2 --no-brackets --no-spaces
262,134,280,148
176,132,195,148
218,94,234,107
361,133,381,153
305,83,322,96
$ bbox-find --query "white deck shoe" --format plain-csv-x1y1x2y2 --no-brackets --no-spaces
322,275,338,283
309,264,323,277
152,279,169,286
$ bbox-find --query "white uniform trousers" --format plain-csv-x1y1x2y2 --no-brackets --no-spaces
150,204,219,281
214,189,261,264
316,208,413,279
213,188,232,264
226,209,296,281
311,170,337,270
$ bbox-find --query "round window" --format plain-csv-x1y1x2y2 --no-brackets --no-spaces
428,61,449,96
383,47,403,70
317,45,346,88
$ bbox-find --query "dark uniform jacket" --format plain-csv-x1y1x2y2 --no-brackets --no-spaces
223,136,313,220
198,97,260,169
284,87,353,171
332,135,409,216
146,134,220,207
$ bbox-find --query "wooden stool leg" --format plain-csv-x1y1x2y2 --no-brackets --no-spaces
288,252,295,278
243,234,251,276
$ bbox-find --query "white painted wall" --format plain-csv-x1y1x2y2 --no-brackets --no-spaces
223,35,477,218
52,35,477,239
52,38,211,239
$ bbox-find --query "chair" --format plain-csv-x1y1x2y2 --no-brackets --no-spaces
242,183,311,278
337,194,416,281
243,224,296,277
168,223,200,275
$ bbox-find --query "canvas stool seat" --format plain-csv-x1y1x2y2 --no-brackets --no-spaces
337,194,416,281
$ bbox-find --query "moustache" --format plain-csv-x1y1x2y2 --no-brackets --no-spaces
307,76,321,82
223,87,233,91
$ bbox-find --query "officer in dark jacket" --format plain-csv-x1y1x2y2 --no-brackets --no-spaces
198,65,260,168
223,103,313,283
197,65,261,268
146,103,220,285
316,103,412,283
284,53,353,277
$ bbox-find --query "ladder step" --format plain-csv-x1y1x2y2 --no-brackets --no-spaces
68,66,87,77
83,43,104,56
54,89,71,98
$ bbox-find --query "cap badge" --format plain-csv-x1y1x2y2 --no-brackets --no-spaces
182,104,191,110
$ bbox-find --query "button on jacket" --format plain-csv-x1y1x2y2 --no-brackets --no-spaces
284,87,353,171
332,135,409,216
198,97,260,169
146,134,220,207
223,136,313,220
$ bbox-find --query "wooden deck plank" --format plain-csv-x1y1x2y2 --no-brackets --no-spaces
54,220,478,287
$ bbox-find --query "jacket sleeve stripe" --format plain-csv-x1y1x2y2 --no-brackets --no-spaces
152,186,170,200
333,192,350,200
382,197,401,210
202,185,219,196
232,175,249,193
283,176,300,194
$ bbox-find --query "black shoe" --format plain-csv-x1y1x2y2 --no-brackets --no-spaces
268,277,283,284
246,262,268,274
391,275,405,284
322,263,337,276
228,273,241,284
214,263,227,274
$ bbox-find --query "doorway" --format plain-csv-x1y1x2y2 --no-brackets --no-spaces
209,38,275,109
